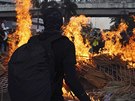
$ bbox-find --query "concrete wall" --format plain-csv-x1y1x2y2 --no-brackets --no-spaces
0,0,14,3
77,3,135,8
71,0,135,3
0,0,135,12
0,4,15,11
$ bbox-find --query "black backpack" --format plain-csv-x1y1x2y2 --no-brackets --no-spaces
8,34,62,101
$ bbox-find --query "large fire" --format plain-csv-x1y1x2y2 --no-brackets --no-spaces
6,0,135,100
8,0,32,57
62,15,135,100
63,15,135,68
102,22,128,55
102,19,135,67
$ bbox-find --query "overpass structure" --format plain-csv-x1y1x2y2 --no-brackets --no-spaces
0,0,14,4
0,0,135,19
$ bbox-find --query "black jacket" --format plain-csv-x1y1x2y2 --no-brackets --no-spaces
39,30,90,101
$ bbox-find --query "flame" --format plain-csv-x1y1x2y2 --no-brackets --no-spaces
15,0,32,47
63,15,91,59
62,15,135,66
121,16,135,67
102,22,128,56
8,0,32,57
63,15,135,68
62,15,135,100
133,28,135,34
62,15,91,99
6,2,135,99
102,20,135,67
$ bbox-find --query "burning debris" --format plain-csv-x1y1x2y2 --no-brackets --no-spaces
0,0,135,100
63,15,135,68
62,15,135,100
101,81,135,101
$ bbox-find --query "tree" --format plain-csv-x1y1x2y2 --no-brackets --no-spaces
32,0,40,8
62,0,78,24
110,15,135,46
110,15,135,33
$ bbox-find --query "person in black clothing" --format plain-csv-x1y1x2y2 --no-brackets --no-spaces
40,4,90,101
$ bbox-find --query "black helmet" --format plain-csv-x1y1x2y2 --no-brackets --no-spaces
40,1,63,30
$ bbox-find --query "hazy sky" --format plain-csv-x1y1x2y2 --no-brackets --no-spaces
91,17,112,29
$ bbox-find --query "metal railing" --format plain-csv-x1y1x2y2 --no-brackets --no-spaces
0,4,15,11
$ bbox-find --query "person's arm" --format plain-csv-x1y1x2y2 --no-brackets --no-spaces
63,42,91,101
3,32,8,41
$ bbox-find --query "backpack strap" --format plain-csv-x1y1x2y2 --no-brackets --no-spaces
28,34,63,81
44,34,62,44
41,34,62,67
40,34,62,81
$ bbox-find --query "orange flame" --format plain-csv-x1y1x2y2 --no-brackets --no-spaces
102,22,128,56
63,15,91,59
63,15,135,69
15,0,32,47
121,15,135,67
101,18,135,68
8,0,32,57
133,28,135,34
62,15,91,98
62,15,135,101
